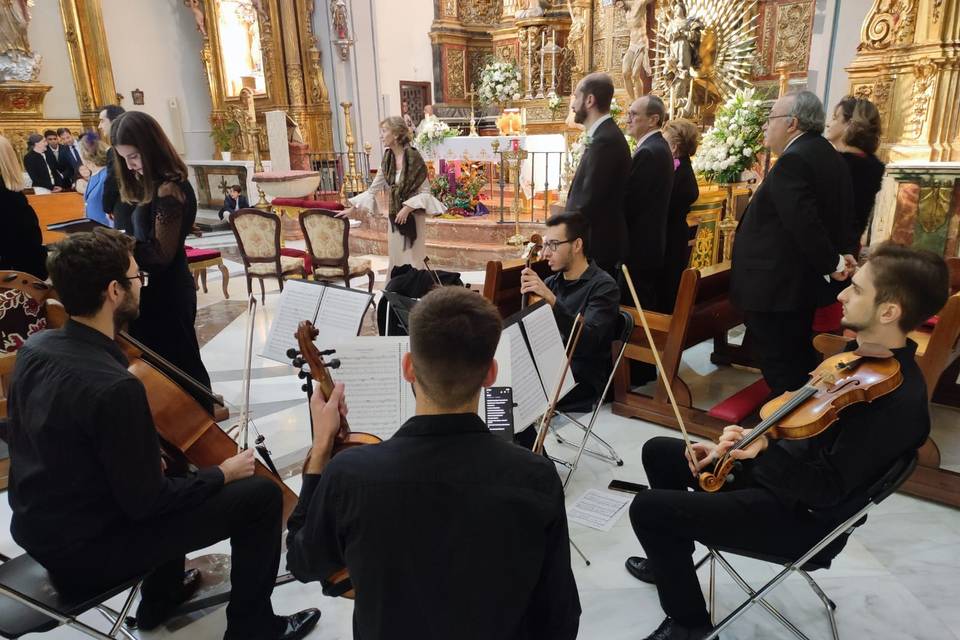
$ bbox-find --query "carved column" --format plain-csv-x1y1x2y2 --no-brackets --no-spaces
58,0,117,122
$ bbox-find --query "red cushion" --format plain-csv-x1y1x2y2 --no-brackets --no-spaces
921,315,939,330
271,198,344,210
186,248,222,263
707,379,772,424
280,247,311,273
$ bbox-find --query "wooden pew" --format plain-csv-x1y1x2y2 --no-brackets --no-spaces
612,262,744,439
482,258,552,320
27,192,86,245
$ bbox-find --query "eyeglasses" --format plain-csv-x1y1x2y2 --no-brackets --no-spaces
766,114,795,123
124,271,149,287
543,239,574,252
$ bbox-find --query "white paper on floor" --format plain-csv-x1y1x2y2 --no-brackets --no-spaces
567,489,632,532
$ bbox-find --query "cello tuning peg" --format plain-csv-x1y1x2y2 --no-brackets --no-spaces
319,349,336,356
301,384,309,393
297,370,308,380
292,357,305,368
327,358,341,370
286,348,299,359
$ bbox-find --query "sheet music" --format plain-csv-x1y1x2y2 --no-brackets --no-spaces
261,280,324,363
314,285,373,341
567,489,632,532
505,323,549,430
522,303,577,400
325,338,412,440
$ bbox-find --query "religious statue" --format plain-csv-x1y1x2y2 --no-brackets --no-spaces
617,0,655,102
565,0,586,77
0,0,41,82
662,0,704,117
516,0,550,19
184,0,206,37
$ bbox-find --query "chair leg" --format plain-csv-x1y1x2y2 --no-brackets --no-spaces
709,552,716,627
366,269,374,293
799,569,840,640
218,263,230,299
258,278,266,305
192,269,200,291
245,274,252,299
200,267,208,293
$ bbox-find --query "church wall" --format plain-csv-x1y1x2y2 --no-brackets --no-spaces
29,1,81,120
100,0,213,159
807,0,872,110
372,0,435,118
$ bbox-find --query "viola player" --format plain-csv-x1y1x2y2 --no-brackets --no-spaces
625,242,948,640
5,229,319,640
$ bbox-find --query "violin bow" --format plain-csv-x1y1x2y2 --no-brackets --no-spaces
621,264,700,476
423,257,443,287
238,295,257,452
533,312,585,456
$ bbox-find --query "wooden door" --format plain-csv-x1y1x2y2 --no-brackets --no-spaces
400,81,432,125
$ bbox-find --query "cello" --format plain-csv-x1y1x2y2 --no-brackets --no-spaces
288,319,381,598
520,233,544,309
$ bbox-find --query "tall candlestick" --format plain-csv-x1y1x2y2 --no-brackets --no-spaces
526,30,534,100
538,30,545,98
550,29,557,96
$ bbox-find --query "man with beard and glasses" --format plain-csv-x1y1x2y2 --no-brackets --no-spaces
5,229,320,640
565,73,631,277
623,242,947,640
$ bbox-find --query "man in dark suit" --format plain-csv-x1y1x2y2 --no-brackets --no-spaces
566,72,631,276
23,134,65,192
623,94,675,308
44,129,74,188
731,91,857,396
97,104,134,232
218,184,250,220
57,128,83,175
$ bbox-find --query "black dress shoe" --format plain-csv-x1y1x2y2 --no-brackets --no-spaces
625,556,656,584
643,616,713,640
134,568,203,630
276,608,321,640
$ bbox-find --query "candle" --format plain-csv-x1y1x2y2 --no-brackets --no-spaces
521,107,527,128
527,30,533,97
550,30,557,93
539,31,546,95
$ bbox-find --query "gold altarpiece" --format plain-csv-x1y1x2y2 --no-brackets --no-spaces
197,0,334,157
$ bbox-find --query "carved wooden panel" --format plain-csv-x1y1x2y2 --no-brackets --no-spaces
458,0,502,24
444,46,468,100
468,48,494,92
754,0,815,80
400,81,432,122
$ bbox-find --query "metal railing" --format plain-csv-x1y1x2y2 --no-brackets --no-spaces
305,151,373,197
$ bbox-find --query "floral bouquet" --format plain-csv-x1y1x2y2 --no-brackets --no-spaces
414,117,457,156
692,88,766,184
477,60,522,106
548,94,563,119
609,96,624,124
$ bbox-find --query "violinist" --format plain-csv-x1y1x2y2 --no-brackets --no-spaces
5,230,320,640
286,287,581,639
626,242,948,640
519,211,620,419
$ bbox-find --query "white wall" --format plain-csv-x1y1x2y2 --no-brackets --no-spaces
372,0,434,118
101,0,214,159
28,1,80,119
807,0,873,110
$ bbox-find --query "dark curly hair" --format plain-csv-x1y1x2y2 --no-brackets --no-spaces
835,96,882,155
46,228,136,317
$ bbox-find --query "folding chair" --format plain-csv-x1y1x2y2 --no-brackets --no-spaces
552,309,634,488
700,452,918,640
380,291,418,336
0,553,142,639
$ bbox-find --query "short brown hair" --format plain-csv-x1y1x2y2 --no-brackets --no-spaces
578,73,615,113
835,96,882,155
409,287,502,407
662,118,700,157
380,116,412,147
867,242,949,332
110,111,188,204
47,228,136,317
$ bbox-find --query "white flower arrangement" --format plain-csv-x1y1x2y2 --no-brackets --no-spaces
692,88,766,184
548,93,563,118
477,60,522,106
414,115,457,155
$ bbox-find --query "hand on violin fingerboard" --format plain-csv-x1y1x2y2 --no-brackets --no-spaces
305,382,348,475
718,425,769,461
520,268,555,306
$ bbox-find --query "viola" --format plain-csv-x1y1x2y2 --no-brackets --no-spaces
118,332,300,522
698,345,902,492
521,233,544,309
289,320,381,598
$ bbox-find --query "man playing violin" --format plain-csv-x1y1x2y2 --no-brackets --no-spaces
286,286,581,639
625,242,948,640
519,211,620,421
5,229,319,640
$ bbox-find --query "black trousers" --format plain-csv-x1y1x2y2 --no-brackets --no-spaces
629,437,832,627
743,308,818,397
45,476,283,638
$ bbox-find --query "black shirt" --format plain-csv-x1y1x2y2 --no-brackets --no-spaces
6,321,224,565
544,263,621,404
286,413,581,640
750,340,928,518
841,151,885,242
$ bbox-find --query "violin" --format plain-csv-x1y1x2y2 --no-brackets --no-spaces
119,331,300,522
289,319,381,598
698,345,902,492
521,233,544,310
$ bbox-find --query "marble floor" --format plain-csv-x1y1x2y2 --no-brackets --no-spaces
2,226,960,639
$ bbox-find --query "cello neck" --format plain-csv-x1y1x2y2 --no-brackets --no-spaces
119,331,219,405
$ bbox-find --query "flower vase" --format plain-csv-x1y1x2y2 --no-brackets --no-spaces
221,151,232,162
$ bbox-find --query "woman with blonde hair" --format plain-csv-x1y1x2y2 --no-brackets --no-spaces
338,116,445,271
658,118,700,311
0,135,47,278
76,132,112,226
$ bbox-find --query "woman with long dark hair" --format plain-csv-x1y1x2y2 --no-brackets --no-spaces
0,135,46,279
111,111,211,393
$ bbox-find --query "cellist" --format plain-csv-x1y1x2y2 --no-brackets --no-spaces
286,287,581,640
4,229,319,640
626,242,948,640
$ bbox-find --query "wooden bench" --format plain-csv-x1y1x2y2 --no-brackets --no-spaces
28,192,86,245
612,262,745,440
482,257,552,320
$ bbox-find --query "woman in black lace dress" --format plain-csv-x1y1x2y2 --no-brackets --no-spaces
111,111,211,394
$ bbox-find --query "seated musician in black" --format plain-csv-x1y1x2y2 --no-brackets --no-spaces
519,210,620,412
286,287,581,640
5,229,319,640
626,242,948,640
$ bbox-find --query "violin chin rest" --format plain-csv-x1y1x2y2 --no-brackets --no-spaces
854,342,894,359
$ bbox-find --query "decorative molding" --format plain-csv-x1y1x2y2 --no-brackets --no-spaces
58,0,117,121
860,0,918,51
906,60,938,139
0,83,51,119
772,2,814,72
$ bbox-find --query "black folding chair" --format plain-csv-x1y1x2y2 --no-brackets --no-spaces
700,452,919,640
552,309,634,488
0,553,141,639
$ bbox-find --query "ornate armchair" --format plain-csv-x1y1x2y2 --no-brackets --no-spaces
299,209,374,292
228,209,306,303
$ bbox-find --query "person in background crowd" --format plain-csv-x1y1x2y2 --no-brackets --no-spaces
658,118,700,313
44,129,74,188
78,132,113,227
23,133,65,193
218,184,249,220
99,104,134,232
0,135,46,278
